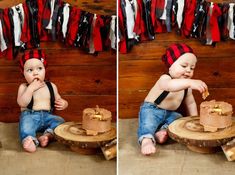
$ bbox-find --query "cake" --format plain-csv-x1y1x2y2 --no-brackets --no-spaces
200,100,233,132
82,106,112,135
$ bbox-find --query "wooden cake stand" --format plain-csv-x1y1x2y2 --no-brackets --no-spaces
54,122,116,155
168,116,235,153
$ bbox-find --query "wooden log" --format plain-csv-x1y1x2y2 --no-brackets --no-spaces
101,139,117,160
222,138,235,161
54,122,116,155
168,116,235,153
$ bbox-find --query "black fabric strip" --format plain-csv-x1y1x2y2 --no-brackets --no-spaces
45,81,55,111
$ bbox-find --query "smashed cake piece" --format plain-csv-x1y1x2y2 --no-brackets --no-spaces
202,89,210,100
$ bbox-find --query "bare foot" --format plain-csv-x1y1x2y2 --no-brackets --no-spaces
141,138,156,156
155,130,168,144
23,137,36,153
38,133,53,147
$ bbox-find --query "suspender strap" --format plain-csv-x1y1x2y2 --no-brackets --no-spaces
27,96,34,110
154,89,188,105
183,88,188,101
154,91,169,105
26,81,55,111
45,81,55,111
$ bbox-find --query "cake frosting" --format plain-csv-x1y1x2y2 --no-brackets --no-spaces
200,100,233,132
82,106,112,135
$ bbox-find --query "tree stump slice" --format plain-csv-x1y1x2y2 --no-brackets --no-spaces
168,116,235,153
54,122,116,155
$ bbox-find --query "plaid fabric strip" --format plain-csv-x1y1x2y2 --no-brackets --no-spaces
93,15,104,51
66,7,81,46
3,8,11,47
181,0,197,37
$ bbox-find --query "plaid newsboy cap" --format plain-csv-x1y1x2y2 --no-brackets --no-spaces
162,43,194,68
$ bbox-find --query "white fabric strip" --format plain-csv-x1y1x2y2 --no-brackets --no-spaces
0,20,7,52
109,15,116,49
160,0,168,20
89,14,96,54
125,0,136,39
177,0,184,29
46,0,55,30
227,3,235,40
62,3,70,38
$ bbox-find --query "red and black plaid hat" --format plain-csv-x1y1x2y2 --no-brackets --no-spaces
162,43,194,68
19,49,47,71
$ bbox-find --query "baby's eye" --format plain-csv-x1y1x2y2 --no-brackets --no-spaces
37,67,43,70
181,65,187,68
190,67,195,70
27,69,33,73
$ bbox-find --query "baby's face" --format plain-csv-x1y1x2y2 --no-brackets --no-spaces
169,53,197,79
23,58,46,84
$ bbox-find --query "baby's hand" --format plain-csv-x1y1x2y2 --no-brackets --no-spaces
54,98,68,110
189,80,208,94
28,79,45,92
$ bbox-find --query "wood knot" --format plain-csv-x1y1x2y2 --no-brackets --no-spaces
213,71,220,76
95,79,101,84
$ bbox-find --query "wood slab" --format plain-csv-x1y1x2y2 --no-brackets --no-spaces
168,116,235,153
54,122,116,154
222,138,235,161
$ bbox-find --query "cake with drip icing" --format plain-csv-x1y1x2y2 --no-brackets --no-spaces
82,106,112,135
200,100,233,132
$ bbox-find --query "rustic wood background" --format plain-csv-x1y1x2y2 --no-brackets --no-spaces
119,0,235,119
0,0,116,122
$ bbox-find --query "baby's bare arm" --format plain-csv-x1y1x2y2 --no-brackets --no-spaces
51,82,68,110
17,80,45,107
184,89,198,116
158,75,207,93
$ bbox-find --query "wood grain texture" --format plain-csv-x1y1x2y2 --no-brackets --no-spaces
168,116,235,147
0,1,116,122
119,31,235,118
0,0,116,15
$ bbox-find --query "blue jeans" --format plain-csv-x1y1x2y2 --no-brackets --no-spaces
19,110,65,146
138,102,182,144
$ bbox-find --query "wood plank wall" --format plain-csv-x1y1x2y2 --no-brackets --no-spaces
0,0,116,122
119,0,235,119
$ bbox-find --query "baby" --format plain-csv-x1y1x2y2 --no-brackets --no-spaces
17,49,68,153
138,43,208,155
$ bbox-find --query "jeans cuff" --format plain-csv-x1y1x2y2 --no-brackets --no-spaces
138,134,156,145
44,128,54,136
22,135,39,147
160,124,169,130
